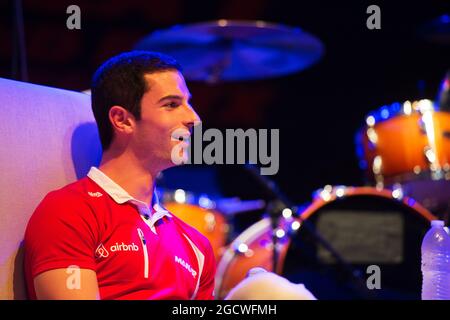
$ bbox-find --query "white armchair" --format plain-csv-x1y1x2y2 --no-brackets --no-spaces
0,77,101,299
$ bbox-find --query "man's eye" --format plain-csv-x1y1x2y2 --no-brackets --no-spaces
165,102,179,108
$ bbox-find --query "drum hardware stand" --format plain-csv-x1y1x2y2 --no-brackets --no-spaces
243,164,378,299
266,199,286,273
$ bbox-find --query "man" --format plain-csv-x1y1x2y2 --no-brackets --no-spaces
24,51,215,299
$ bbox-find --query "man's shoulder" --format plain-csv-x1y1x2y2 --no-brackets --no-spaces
26,177,102,238
33,177,108,218
42,177,96,205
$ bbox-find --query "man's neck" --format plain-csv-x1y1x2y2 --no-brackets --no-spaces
99,150,158,206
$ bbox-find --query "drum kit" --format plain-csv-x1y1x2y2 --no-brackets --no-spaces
356,98,450,217
139,19,449,299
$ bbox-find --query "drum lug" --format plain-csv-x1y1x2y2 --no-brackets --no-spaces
204,212,216,232
232,242,254,257
423,146,436,164
372,155,384,188
391,183,404,200
315,185,333,201
444,163,450,180
423,146,444,180
366,128,378,150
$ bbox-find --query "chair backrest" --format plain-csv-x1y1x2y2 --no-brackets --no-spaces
0,77,102,299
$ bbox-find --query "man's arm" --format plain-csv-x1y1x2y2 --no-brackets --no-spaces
25,191,100,299
34,268,100,300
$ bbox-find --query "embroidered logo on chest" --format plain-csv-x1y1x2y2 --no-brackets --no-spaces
88,191,103,197
174,255,197,278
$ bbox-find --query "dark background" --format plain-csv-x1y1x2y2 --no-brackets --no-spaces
1,0,449,204
1,0,449,299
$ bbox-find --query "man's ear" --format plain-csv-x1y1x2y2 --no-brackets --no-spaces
109,106,135,134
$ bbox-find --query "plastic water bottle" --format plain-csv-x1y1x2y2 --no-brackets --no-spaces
421,220,450,300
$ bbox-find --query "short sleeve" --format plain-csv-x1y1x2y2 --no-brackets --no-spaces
194,238,216,300
24,190,100,280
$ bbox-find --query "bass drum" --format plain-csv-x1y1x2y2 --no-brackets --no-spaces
215,186,436,300
284,186,436,300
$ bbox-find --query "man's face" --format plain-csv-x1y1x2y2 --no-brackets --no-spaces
131,70,200,171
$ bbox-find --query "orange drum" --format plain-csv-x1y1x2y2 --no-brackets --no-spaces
356,100,450,185
159,189,229,261
214,217,291,300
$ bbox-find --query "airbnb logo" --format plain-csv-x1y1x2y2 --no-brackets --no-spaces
110,242,139,252
95,243,109,258
95,242,139,258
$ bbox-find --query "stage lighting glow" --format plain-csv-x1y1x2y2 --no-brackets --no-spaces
174,189,186,203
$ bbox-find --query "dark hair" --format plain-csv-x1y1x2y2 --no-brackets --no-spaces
91,51,182,150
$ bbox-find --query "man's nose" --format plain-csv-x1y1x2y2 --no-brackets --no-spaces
184,105,201,130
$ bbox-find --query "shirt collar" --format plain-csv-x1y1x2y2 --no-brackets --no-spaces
87,167,171,233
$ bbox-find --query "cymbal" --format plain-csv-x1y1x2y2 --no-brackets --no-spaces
134,20,324,82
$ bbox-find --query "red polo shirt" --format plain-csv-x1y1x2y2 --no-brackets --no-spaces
24,167,216,300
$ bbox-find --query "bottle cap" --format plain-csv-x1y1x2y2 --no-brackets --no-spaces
431,220,445,227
